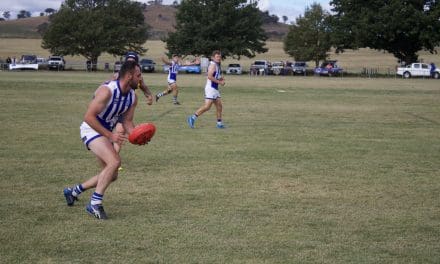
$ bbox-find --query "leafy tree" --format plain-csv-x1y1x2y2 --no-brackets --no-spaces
165,0,267,59
330,0,440,64
282,15,288,24
42,0,149,68
3,11,11,20
17,10,31,19
45,8,56,15
284,3,332,67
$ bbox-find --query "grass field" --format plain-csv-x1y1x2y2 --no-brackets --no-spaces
0,71,440,263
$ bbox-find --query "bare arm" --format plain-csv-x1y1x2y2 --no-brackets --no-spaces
139,77,153,105
122,94,138,135
162,56,171,65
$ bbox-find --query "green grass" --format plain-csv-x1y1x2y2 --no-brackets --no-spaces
0,71,439,263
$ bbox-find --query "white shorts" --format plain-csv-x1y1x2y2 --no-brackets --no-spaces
80,122,106,150
167,78,176,85
205,86,221,100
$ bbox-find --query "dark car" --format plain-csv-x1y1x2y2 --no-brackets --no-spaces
20,54,37,64
292,61,308,75
140,59,155,73
314,60,343,76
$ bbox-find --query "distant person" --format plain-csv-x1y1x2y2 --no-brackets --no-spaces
430,63,436,78
6,57,11,64
187,50,226,129
12,56,16,66
155,54,200,105
63,60,141,220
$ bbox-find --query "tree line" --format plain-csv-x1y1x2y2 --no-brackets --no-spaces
39,0,440,66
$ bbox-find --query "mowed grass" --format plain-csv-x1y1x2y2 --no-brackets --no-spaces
0,71,440,263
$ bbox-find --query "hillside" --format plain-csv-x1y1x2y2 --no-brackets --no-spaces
0,5,288,40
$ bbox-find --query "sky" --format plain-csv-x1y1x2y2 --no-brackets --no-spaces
0,0,331,23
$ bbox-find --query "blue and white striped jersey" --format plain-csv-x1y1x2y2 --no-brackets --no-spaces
167,61,180,83
206,61,222,90
95,80,135,131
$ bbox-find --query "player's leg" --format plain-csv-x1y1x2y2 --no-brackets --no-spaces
113,122,125,153
85,137,121,219
171,83,180,105
213,98,225,128
156,83,174,102
187,99,214,128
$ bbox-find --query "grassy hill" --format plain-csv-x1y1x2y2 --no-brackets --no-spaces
0,4,289,40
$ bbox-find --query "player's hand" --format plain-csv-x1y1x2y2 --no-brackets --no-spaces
146,94,153,105
219,78,225,86
110,132,127,146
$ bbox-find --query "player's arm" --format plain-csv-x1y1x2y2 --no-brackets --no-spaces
122,94,138,135
84,86,126,144
207,64,225,86
181,56,200,66
139,77,153,105
162,56,171,66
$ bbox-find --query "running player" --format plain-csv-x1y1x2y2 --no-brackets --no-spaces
187,50,226,129
155,54,200,105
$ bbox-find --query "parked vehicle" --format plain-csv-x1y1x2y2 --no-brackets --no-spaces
163,64,202,74
396,63,440,79
314,60,343,76
20,54,37,64
292,61,308,75
250,60,271,75
139,58,155,73
226,63,242,75
271,61,285,75
47,55,65,70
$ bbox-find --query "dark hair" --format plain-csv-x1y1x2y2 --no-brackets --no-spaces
119,60,139,79
211,50,222,57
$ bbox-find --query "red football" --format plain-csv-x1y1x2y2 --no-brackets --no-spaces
128,123,156,145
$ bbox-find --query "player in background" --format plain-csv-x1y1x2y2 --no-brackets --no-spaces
155,54,200,105
63,60,141,220
112,51,153,154
187,50,226,129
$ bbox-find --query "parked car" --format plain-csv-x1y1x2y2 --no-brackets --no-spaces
20,54,37,64
271,61,285,75
163,64,202,74
139,58,155,73
250,60,271,75
292,61,308,75
396,63,440,79
47,55,65,70
314,60,343,76
226,63,242,75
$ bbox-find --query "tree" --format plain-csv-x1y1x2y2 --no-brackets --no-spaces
282,15,288,24
42,0,149,68
165,0,267,59
330,0,440,64
17,10,31,19
45,8,56,16
3,11,11,20
284,3,332,67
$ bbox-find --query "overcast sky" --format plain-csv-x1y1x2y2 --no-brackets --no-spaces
0,0,331,23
